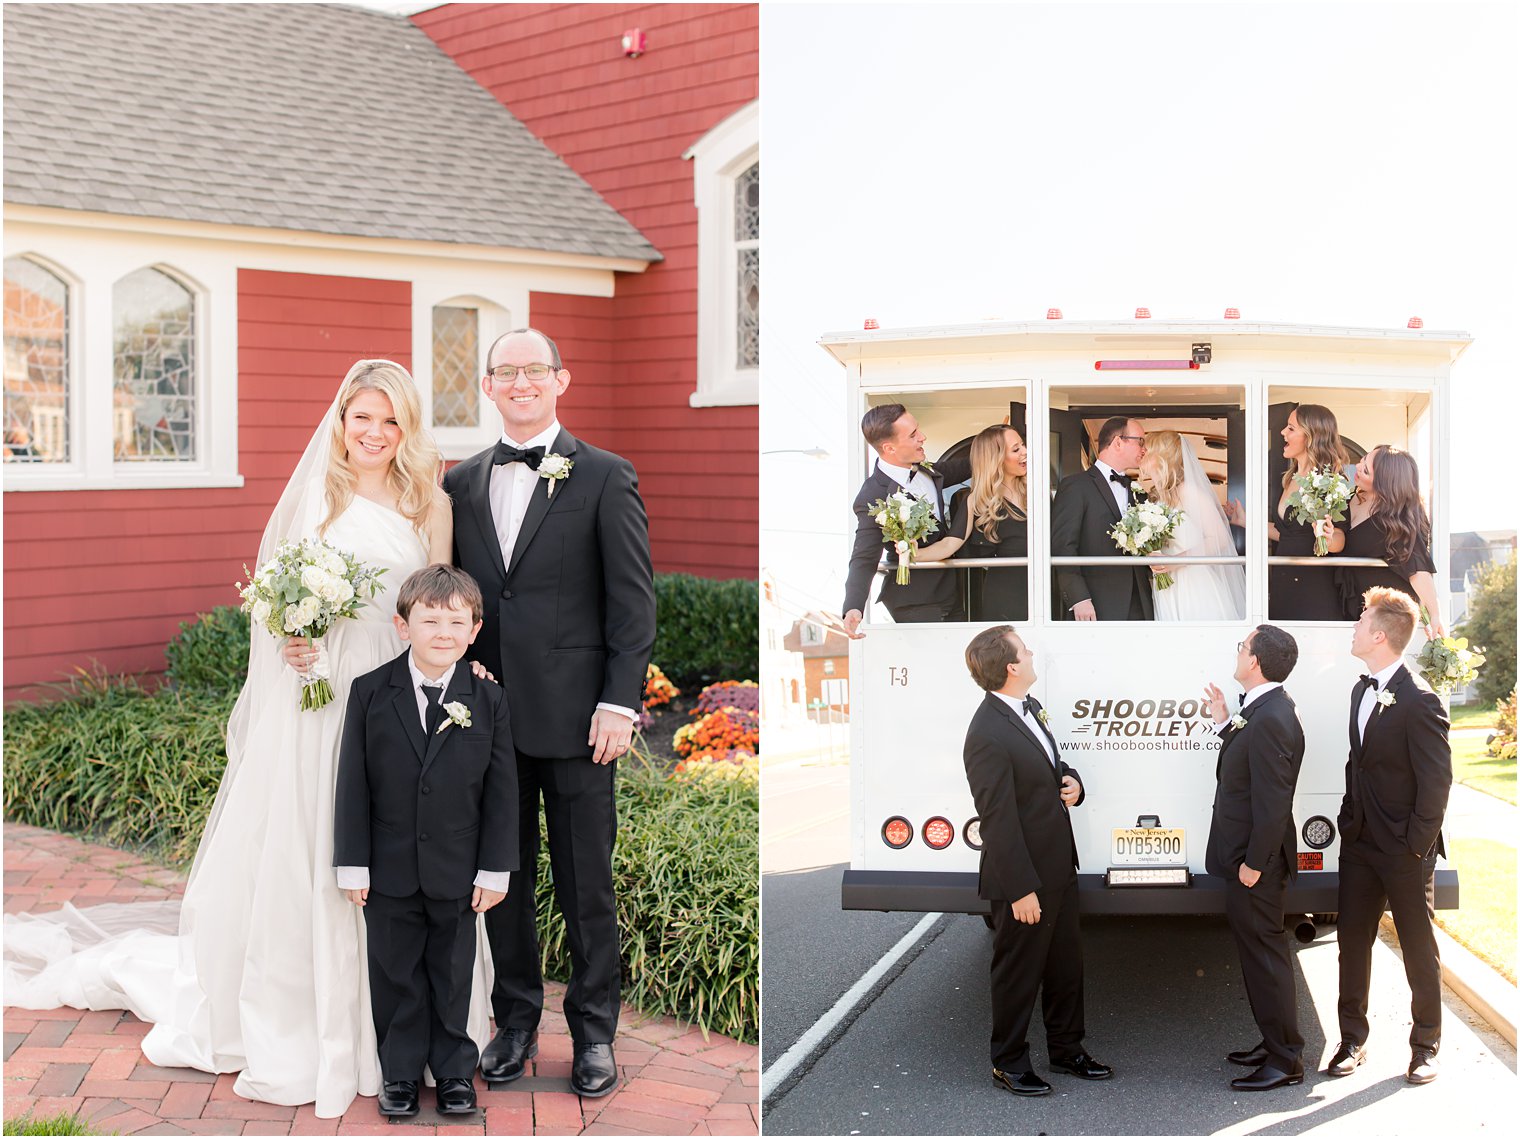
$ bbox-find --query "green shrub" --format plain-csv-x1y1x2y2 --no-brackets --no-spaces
164,605,250,695
3,680,235,868
1460,559,1516,705
534,764,758,1043
652,573,758,688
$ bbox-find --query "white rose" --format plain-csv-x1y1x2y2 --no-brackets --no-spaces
300,565,329,592
335,580,355,603
283,604,304,633
252,599,273,626
321,550,346,574
1137,526,1152,545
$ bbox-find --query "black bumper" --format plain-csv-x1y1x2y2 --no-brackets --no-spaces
840,868,1460,915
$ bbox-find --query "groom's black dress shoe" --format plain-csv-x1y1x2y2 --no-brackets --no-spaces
1229,1063,1304,1091
992,1067,1052,1096
435,1077,477,1115
1326,1042,1366,1077
570,1043,619,1097
1406,1048,1438,1085
1049,1052,1113,1080
480,1027,538,1083
377,1080,419,1118
1228,1043,1269,1067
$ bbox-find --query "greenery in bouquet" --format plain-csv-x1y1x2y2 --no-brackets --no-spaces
237,538,385,709
1109,499,1185,589
867,489,938,585
1415,607,1486,695
1285,465,1353,556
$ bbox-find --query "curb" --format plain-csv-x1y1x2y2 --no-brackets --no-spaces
1381,913,1516,1046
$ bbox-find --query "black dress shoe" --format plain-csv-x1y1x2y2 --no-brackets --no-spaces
435,1077,477,1115
377,1080,419,1118
992,1067,1052,1096
480,1027,538,1083
1326,1042,1366,1077
1406,1049,1438,1085
1227,1043,1269,1067
570,1042,618,1097
1049,1052,1113,1080
1230,1063,1304,1091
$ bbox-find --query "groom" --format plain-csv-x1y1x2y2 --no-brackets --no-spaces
444,328,656,1098
1050,416,1154,621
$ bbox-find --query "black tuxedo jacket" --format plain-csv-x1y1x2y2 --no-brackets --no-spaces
334,652,518,900
444,428,656,759
1050,464,1155,620
962,692,1084,903
1338,665,1451,859
842,454,971,618
1205,686,1305,880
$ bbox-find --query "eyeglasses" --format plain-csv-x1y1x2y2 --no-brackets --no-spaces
1120,435,1146,444
488,363,555,382
1236,640,1252,653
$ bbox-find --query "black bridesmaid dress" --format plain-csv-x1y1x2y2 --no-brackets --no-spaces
1267,485,1349,621
950,494,1029,621
1339,514,1437,619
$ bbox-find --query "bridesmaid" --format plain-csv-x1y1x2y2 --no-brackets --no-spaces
1341,445,1444,634
919,424,1029,620
1267,403,1348,620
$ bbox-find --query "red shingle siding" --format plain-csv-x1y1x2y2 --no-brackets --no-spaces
415,2,758,580
2,270,410,701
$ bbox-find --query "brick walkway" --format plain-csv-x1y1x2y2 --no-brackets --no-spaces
2,823,758,1136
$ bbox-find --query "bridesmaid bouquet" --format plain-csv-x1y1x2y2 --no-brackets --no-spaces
238,538,386,710
867,489,939,585
1110,500,1185,589
1415,632,1485,695
1286,466,1353,556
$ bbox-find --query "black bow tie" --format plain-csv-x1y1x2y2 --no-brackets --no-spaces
1023,697,1038,716
1358,674,1380,691
1108,469,1130,486
1237,692,1246,709
493,442,545,469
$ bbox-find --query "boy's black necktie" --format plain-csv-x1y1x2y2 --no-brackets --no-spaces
422,682,444,737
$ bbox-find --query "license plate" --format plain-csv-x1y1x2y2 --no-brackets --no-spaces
1111,827,1186,865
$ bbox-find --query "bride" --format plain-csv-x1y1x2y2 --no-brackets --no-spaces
1138,431,1246,621
4,361,490,1118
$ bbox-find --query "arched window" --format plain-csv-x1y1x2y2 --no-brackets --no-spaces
432,303,481,428
4,256,71,464
113,267,197,462
735,160,760,371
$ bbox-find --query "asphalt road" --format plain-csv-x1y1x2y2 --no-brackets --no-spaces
762,757,1517,1136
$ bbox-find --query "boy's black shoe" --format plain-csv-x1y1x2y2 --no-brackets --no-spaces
436,1077,477,1114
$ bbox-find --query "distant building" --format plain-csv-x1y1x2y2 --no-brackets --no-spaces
782,610,850,720
1449,530,1516,627
760,572,807,726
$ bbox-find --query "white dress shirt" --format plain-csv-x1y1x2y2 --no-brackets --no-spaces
1092,458,1132,516
878,458,939,518
334,650,511,894
1214,680,1283,735
489,422,636,725
993,690,1057,767
1356,659,1403,744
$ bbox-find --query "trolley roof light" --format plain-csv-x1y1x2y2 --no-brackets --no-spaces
1094,359,1200,371
863,317,880,330
1134,307,1152,319
1408,316,1424,329
1224,307,1241,319
1046,307,1063,320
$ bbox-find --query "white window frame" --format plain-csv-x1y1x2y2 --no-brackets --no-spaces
412,285,515,461
684,100,759,408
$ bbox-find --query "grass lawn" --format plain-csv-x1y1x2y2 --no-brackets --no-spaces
1449,702,1498,730
1451,733,1516,805
1438,837,1517,984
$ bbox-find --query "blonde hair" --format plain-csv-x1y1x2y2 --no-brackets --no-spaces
321,360,440,538
1142,430,1185,506
967,425,1027,544
1362,585,1419,652
1282,403,1346,490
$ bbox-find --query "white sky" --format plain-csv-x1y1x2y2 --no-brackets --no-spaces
760,0,1519,617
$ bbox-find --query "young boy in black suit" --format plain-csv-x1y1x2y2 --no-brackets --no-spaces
334,564,518,1119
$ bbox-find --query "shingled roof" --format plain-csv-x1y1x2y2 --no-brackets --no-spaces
2,3,661,263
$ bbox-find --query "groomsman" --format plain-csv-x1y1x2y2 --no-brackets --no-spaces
841,404,970,635
444,328,656,1098
1331,587,1452,1085
1050,417,1154,621
961,625,1112,1096
1204,625,1306,1090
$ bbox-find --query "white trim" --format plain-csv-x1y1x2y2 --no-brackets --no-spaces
685,101,759,408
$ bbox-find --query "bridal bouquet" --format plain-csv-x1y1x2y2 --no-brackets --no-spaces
867,489,939,585
239,538,386,710
1416,633,1485,695
1286,466,1354,556
1110,500,1185,590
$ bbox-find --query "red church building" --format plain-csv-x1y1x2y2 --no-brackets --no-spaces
2,2,758,701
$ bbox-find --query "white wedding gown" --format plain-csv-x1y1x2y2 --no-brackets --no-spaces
1152,443,1246,622
4,497,492,1118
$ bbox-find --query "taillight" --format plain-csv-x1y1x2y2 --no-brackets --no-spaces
923,816,954,850
882,816,913,849
963,818,983,850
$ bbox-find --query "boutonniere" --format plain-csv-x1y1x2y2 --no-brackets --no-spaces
437,701,472,735
917,460,935,474
1229,713,1248,731
1376,690,1396,709
1036,708,1051,726
537,453,573,497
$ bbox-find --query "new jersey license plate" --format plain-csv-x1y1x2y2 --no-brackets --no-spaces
1111,827,1186,866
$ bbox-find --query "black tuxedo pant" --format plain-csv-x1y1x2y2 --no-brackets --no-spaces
364,890,478,1082
1336,838,1442,1052
486,751,619,1042
884,600,955,624
1222,860,1304,1072
988,876,1085,1072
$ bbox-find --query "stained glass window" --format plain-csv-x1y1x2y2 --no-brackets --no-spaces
4,257,70,463
735,161,759,369
113,268,196,462
432,305,479,428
